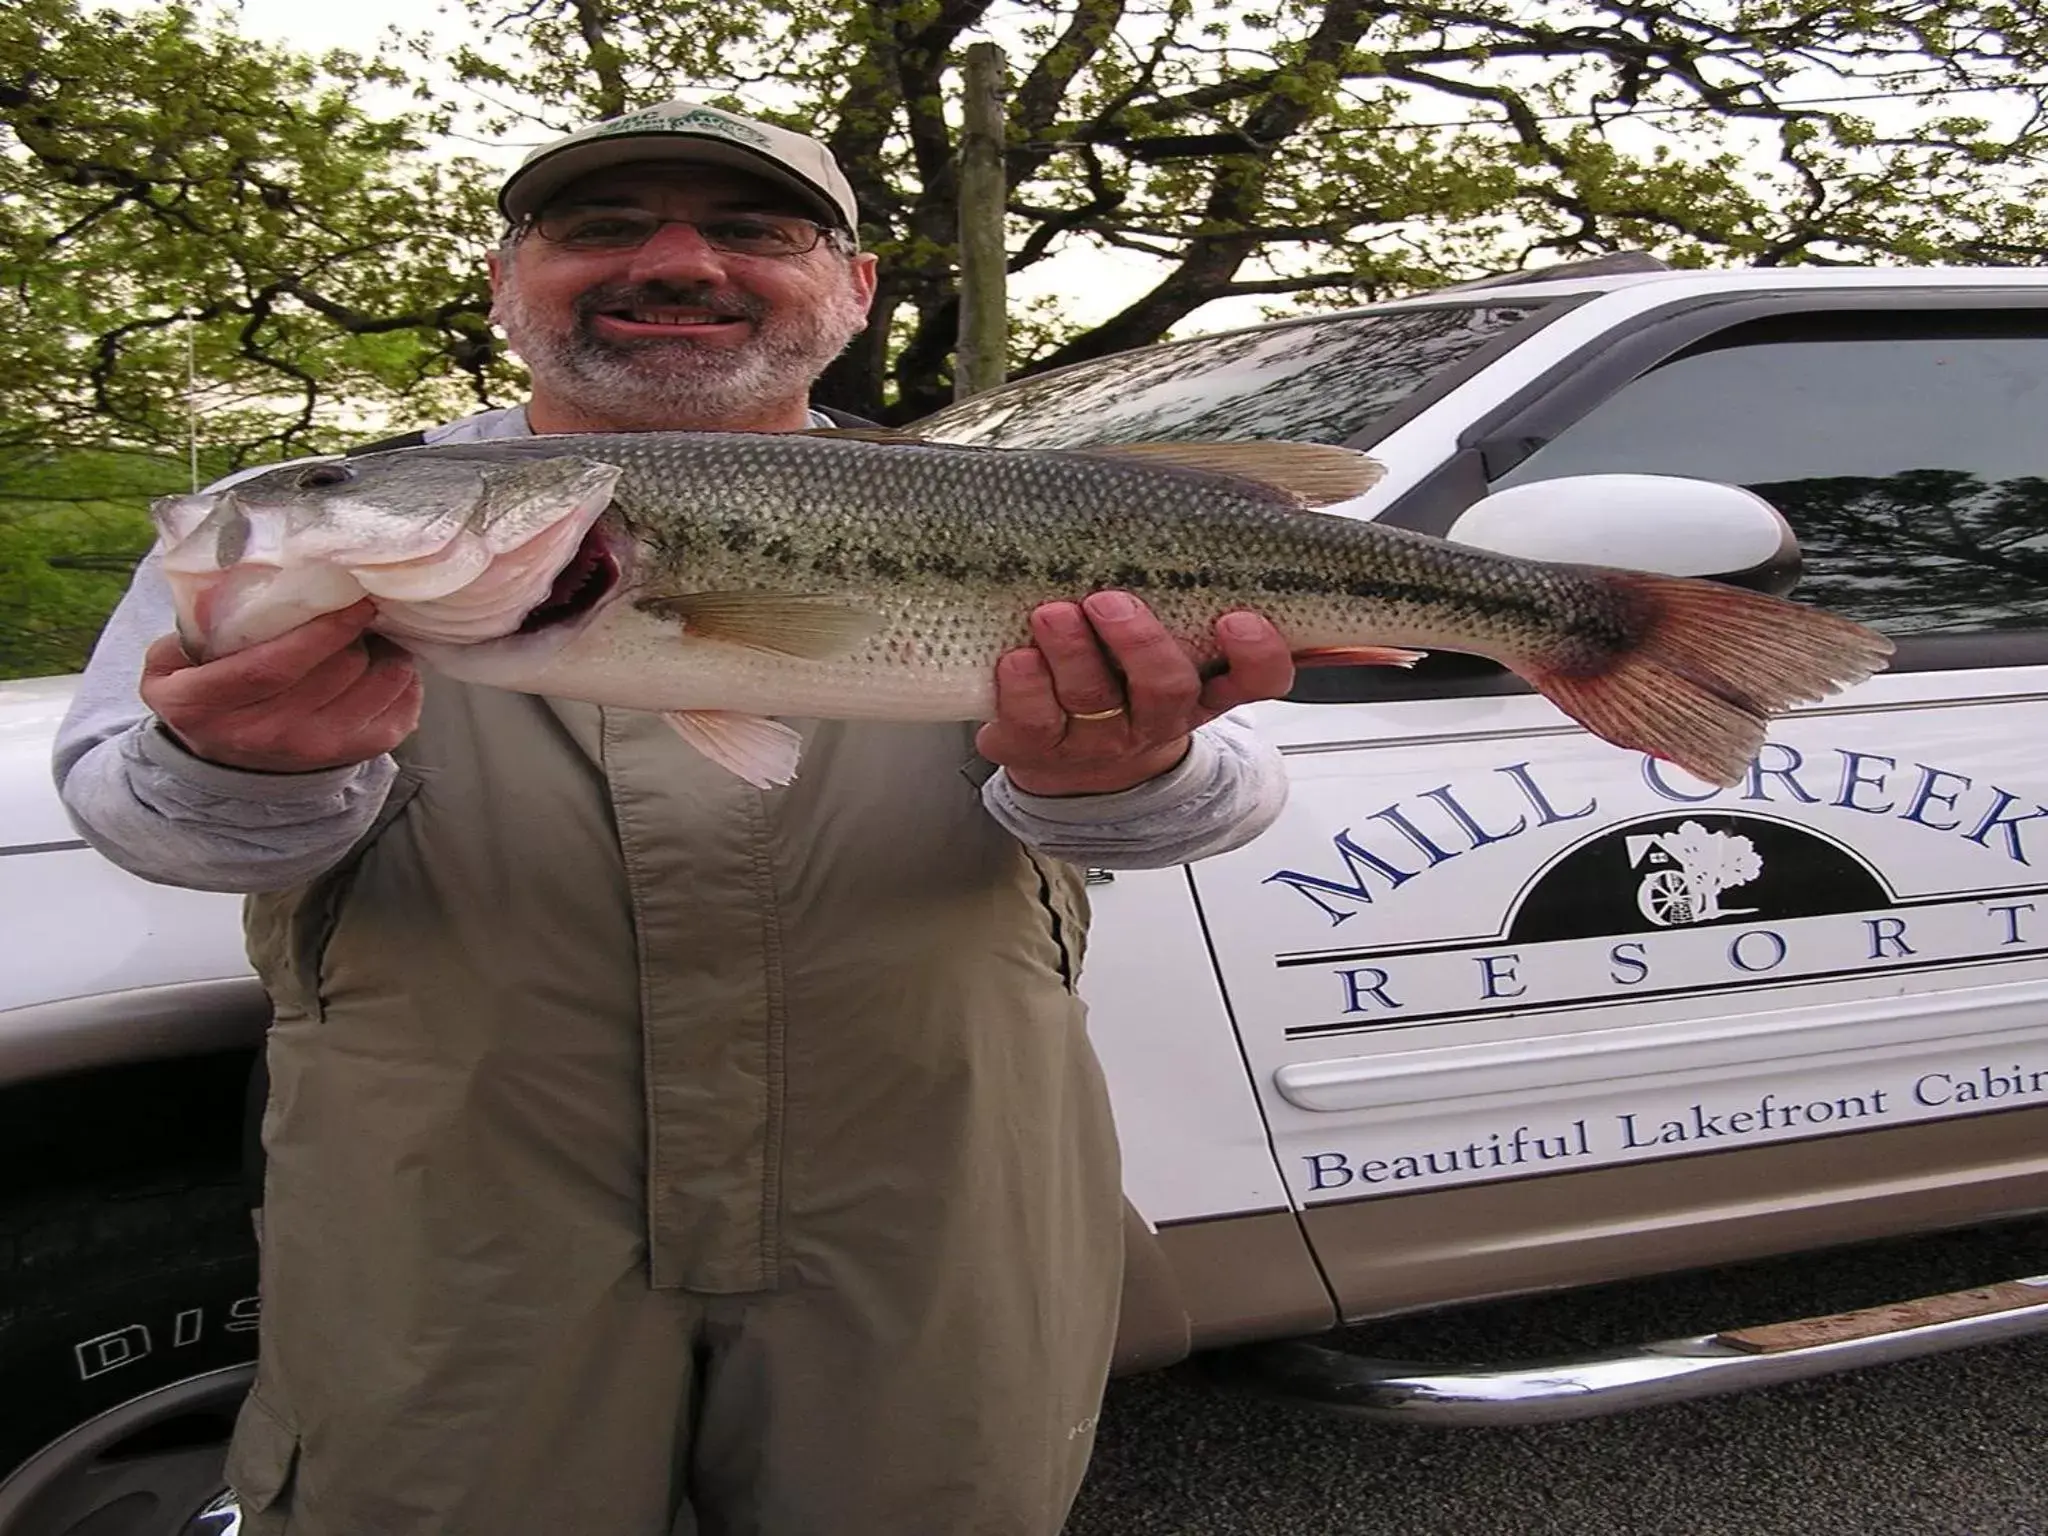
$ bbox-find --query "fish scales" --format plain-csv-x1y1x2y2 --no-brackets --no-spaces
455,433,1632,676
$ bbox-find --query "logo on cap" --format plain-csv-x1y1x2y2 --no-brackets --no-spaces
591,107,773,149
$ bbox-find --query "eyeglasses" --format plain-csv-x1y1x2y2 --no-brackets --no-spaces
526,207,839,257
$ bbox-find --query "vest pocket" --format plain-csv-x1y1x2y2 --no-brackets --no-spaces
1021,849,1091,991
225,1390,301,1518
244,771,425,1022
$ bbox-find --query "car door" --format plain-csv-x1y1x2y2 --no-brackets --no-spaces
1187,295,2048,1314
911,296,1594,1234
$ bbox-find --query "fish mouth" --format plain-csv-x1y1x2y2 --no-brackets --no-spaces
517,522,622,634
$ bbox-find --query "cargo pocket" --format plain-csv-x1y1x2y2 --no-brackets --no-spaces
225,1390,301,1522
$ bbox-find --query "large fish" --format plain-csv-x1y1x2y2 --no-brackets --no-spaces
150,431,1892,789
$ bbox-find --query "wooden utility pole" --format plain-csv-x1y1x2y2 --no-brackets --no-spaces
955,42,1009,400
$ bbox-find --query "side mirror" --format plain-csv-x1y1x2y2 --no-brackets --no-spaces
1445,473,1803,596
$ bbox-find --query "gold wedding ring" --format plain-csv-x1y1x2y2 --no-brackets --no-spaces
1069,705,1127,721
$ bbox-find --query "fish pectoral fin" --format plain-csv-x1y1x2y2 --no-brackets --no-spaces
638,591,882,660
1079,442,1386,507
1292,645,1427,669
662,710,804,788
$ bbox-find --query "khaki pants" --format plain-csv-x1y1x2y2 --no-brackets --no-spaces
229,1256,1119,1536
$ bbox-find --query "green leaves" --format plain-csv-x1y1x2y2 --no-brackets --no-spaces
3,0,509,471
0,441,190,677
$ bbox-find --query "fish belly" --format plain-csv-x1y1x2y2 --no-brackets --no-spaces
429,595,1005,721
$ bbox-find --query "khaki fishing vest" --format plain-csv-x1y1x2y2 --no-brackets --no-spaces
242,679,1098,1293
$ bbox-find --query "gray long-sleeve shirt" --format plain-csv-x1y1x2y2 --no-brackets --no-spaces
55,406,1289,893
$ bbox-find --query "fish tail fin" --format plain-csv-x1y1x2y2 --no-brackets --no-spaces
1508,572,1894,789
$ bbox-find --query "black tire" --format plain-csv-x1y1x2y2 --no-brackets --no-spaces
0,1171,258,1533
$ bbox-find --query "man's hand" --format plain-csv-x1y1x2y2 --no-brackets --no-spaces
142,601,423,774
975,591,1295,797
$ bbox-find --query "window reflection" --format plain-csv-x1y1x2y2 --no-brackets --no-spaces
915,305,1554,449
1760,471,2048,633
1497,330,2048,634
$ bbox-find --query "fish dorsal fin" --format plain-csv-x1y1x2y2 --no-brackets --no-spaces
638,590,882,660
801,427,931,445
1080,441,1385,507
802,428,1382,506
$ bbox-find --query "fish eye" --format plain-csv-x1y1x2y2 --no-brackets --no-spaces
296,462,357,490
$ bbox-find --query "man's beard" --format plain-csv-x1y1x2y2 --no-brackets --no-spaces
492,274,869,430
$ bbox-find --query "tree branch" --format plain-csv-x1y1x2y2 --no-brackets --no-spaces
566,0,630,117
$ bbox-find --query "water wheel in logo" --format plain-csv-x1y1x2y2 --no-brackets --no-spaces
1637,868,1697,926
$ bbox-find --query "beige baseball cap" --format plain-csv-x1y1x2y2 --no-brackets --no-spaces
499,99,859,235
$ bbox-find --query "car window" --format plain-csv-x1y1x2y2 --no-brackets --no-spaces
914,304,1556,449
1494,317,2048,634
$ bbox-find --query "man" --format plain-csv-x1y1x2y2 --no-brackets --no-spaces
55,100,1297,1535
